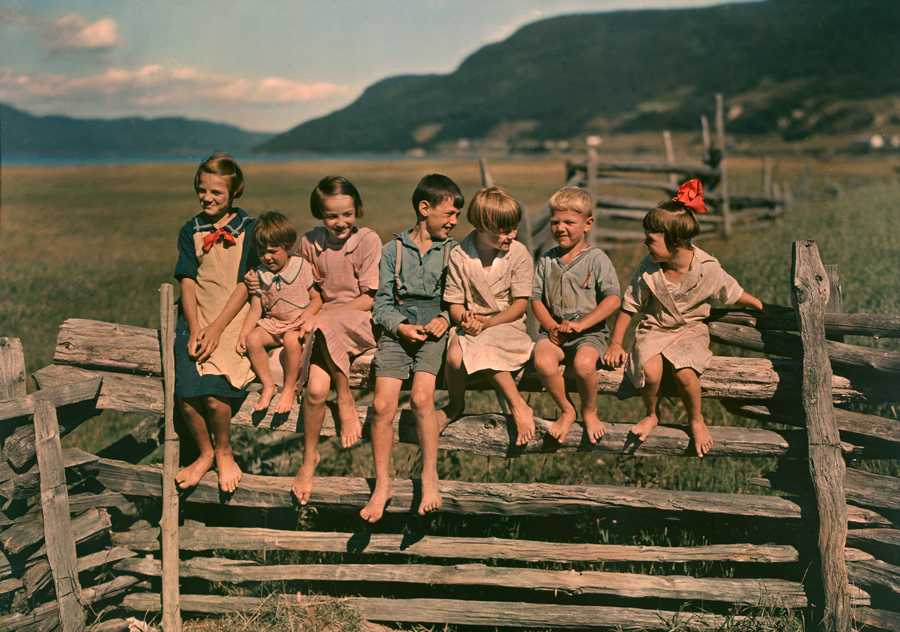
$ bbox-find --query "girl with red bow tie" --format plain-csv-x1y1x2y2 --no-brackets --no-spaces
173,152,260,494
604,180,777,457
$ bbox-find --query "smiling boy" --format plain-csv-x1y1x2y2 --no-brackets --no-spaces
360,174,464,522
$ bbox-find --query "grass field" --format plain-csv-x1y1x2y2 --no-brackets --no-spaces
2,153,899,631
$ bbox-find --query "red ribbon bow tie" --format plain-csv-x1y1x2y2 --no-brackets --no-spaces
202,227,237,253
673,179,707,214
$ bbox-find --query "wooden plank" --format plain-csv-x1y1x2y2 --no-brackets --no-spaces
114,557,844,608
752,464,900,514
846,529,900,566
112,526,801,563
0,448,99,503
708,308,900,338
96,414,163,462
716,93,732,237
0,378,101,423
825,265,845,343
571,158,719,179
594,175,677,195
23,546,136,599
122,593,747,630
792,239,850,632
0,338,27,401
33,365,163,416
847,559,900,599
55,318,162,374
4,399,101,469
88,458,890,524
854,607,900,631
158,284,182,632
709,322,900,378
33,400,85,631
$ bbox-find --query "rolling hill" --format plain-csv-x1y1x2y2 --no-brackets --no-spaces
257,0,900,154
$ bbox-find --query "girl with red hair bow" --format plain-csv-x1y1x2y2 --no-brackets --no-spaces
603,180,776,457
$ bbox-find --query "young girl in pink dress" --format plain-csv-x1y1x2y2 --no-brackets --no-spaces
292,176,381,504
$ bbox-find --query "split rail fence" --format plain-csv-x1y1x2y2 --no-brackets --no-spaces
1,239,900,631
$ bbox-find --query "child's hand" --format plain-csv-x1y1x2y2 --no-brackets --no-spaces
243,269,261,294
194,325,222,363
297,312,318,340
603,342,627,369
398,323,428,342
424,316,449,339
547,324,567,346
760,303,789,326
558,319,584,335
460,312,483,336
187,329,203,361
236,335,247,356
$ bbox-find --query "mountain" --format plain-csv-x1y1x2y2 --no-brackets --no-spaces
0,103,273,158
257,0,900,154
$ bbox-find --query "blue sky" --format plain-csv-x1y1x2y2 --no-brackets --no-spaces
0,0,756,133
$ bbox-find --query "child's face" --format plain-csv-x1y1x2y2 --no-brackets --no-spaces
477,226,518,252
197,172,233,222
320,194,357,244
550,209,592,251
644,231,677,264
257,244,290,274
422,198,461,240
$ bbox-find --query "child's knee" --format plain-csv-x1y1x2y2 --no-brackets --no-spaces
372,392,396,420
203,395,230,414
532,349,559,377
409,386,434,414
572,349,600,377
446,343,463,369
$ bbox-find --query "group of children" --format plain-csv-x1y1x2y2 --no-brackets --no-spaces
175,152,771,520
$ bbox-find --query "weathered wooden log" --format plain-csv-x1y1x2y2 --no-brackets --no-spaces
96,415,163,463
593,175,678,194
112,525,801,563
0,575,22,596
847,559,900,601
87,458,890,524
2,507,112,557
0,491,131,529
0,448,98,503
55,319,161,374
0,339,27,404
709,322,900,378
846,529,900,566
792,239,850,632
708,308,900,338
114,556,856,608
33,365,163,416
568,158,719,179
0,378,101,424
4,398,102,469
751,464,900,514
23,546,136,599
854,606,900,631
122,593,746,630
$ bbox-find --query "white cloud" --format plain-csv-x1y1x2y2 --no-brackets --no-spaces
49,14,122,51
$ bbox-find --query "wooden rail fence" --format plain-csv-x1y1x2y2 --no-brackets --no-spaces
1,240,900,631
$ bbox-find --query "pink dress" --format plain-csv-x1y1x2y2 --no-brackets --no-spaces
256,255,315,341
296,226,381,385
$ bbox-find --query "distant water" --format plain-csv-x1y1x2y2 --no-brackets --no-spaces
3,153,433,167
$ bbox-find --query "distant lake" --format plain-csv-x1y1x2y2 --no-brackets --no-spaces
3,153,433,167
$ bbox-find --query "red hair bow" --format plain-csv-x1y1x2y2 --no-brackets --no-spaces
673,179,707,214
202,227,237,253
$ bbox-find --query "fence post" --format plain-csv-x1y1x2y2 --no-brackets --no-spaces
715,94,732,237
160,284,182,632
663,130,677,187
791,240,851,632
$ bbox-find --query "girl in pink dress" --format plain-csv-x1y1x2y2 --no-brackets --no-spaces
292,176,381,505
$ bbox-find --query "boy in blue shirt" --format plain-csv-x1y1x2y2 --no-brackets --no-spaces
361,174,464,522
531,187,621,444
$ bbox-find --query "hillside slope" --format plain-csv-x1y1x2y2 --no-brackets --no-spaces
258,0,900,153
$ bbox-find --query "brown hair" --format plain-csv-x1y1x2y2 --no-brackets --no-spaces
549,186,593,218
194,152,244,199
643,200,700,248
310,175,364,219
252,211,297,251
467,187,522,234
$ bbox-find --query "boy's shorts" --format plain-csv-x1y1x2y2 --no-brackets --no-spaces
537,329,609,363
373,332,448,379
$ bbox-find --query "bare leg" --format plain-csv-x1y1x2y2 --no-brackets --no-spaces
360,376,400,522
673,366,712,457
246,327,279,412
410,372,442,515
175,397,215,489
485,370,534,446
206,395,242,493
274,330,302,414
321,344,361,448
533,339,576,442
437,337,467,431
632,354,663,441
292,362,329,504
573,346,605,443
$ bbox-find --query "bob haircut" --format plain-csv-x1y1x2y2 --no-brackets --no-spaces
412,174,464,215
252,211,297,251
310,175,364,219
643,199,701,248
549,186,593,218
467,187,522,234
194,152,244,199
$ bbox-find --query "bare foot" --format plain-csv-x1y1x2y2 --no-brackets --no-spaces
418,476,442,515
337,397,362,448
547,408,576,442
437,403,464,433
690,418,714,457
360,480,394,523
512,402,535,446
215,449,243,493
175,453,214,489
630,414,659,442
254,385,277,412
273,385,296,414
582,410,607,444
292,451,320,505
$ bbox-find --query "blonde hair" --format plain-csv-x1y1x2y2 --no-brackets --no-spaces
466,187,522,234
252,211,297,251
643,200,700,248
194,152,244,199
549,186,593,218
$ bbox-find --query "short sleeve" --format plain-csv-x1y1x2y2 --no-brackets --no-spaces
298,234,323,285
593,250,621,300
356,231,382,293
174,222,198,282
443,246,467,305
620,263,648,314
712,266,745,306
531,255,547,303
509,243,534,299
